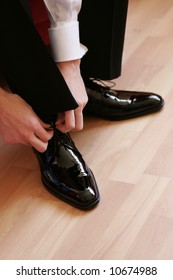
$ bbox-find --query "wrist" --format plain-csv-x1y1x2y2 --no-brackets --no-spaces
57,59,81,71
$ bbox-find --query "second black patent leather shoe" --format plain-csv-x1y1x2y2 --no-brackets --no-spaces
84,78,164,120
33,129,100,210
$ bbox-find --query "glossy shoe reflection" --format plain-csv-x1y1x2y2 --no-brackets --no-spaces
84,78,164,120
33,129,100,210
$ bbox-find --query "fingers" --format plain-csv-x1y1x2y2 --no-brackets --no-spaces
30,136,49,153
72,108,83,131
55,109,83,133
34,123,54,143
56,111,75,132
29,121,54,152
31,107,83,151
55,112,66,130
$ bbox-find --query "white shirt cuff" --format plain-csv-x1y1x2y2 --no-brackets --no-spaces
48,21,88,62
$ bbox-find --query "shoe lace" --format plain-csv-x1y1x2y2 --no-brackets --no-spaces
89,77,116,89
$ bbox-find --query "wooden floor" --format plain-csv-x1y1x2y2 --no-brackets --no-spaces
1,0,173,260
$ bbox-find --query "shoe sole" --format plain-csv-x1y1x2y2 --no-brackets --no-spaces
84,100,165,121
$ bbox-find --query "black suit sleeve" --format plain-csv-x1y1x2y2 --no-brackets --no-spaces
0,0,78,122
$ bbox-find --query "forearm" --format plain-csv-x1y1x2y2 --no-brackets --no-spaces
42,1,88,132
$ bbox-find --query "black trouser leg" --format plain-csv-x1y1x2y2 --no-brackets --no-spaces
79,0,129,80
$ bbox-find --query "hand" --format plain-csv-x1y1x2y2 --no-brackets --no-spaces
0,88,53,152
56,59,88,132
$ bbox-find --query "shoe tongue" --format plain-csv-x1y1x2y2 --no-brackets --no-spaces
55,129,74,145
86,78,110,91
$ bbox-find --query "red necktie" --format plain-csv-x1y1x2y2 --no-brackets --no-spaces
29,0,50,45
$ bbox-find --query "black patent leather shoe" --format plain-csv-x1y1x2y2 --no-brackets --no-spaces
84,78,164,120
33,129,100,210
